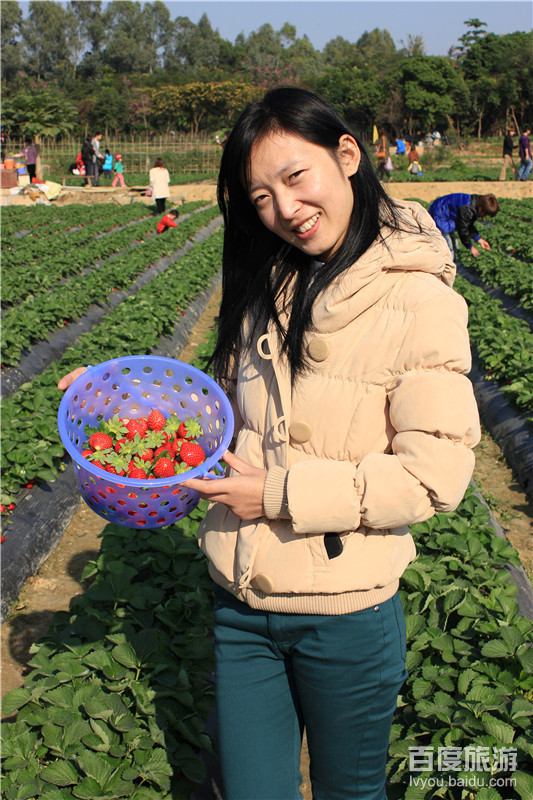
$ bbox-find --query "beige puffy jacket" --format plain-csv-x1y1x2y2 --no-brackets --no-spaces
198,200,481,614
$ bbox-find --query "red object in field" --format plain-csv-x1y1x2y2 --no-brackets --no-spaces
31,177,46,184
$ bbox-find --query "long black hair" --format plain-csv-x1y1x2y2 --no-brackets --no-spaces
212,86,410,384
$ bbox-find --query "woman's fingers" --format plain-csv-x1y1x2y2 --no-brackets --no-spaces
57,367,87,391
181,451,267,519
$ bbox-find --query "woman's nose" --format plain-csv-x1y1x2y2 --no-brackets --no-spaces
275,189,300,220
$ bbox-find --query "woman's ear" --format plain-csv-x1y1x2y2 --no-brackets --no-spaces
337,134,360,178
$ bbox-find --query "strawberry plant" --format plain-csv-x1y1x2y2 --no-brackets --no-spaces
1,505,217,799
454,276,533,422
1,205,220,367
387,487,533,799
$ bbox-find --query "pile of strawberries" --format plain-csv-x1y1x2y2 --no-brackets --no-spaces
81,408,206,480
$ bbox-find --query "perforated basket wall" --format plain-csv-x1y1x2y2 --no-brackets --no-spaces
58,356,234,528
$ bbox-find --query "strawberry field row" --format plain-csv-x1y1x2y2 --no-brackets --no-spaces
459,248,533,314
1,228,223,505
1,205,220,369
2,206,152,268
2,202,154,246
454,276,533,422
2,201,209,309
499,198,533,223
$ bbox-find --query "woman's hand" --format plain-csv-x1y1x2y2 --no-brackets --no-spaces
479,238,491,251
57,367,87,391
181,450,267,520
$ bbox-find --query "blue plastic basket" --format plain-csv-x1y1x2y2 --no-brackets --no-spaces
58,355,234,528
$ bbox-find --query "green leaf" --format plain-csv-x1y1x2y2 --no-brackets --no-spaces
1,687,31,717
111,642,140,669
41,759,80,786
514,769,533,800
75,748,113,786
481,639,512,659
517,644,533,673
71,776,103,799
481,713,515,744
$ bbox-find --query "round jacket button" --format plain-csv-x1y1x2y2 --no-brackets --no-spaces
253,573,276,594
289,421,312,443
307,337,329,362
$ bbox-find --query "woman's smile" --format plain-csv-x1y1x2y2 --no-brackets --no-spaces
294,212,321,235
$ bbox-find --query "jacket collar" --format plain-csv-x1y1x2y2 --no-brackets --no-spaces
312,199,456,333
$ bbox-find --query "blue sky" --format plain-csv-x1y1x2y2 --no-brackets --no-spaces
165,1,531,55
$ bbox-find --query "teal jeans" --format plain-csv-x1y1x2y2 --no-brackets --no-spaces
213,586,407,800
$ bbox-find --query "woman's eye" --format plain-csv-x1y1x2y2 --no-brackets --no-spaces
289,170,304,181
253,194,268,206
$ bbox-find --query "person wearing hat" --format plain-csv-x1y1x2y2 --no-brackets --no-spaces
111,154,126,187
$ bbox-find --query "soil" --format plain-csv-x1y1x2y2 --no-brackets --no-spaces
2,185,532,799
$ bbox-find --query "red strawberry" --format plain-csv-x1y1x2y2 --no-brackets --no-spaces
81,449,94,459
147,408,166,431
154,444,174,460
106,465,126,476
89,432,113,451
177,417,203,440
179,442,205,467
129,468,148,479
172,438,185,457
125,418,148,440
139,448,154,462
153,458,175,478
115,438,127,453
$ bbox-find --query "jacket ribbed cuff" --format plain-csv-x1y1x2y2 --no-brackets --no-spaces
263,466,290,519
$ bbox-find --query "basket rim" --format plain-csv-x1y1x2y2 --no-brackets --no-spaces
57,355,234,486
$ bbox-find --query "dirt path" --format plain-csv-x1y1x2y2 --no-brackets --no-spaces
2,286,532,800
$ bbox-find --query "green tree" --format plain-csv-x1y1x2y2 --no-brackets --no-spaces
2,85,78,139
102,0,161,74
282,34,322,82
316,66,385,135
461,31,533,134
399,34,426,57
69,1,105,69
1,0,23,83
166,13,222,71
399,55,469,133
243,23,283,68
22,0,75,79
322,36,358,68
356,29,398,77
151,81,257,133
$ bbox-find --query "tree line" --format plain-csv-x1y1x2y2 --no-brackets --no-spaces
2,1,532,142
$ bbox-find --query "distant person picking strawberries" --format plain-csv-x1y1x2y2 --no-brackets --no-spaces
156,208,179,234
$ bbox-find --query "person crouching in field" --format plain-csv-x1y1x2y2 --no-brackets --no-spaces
428,192,499,260
157,208,179,234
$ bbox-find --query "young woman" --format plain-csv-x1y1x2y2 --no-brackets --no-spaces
59,88,481,800
149,157,171,214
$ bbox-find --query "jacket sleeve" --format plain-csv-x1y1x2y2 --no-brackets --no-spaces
282,290,481,533
456,206,480,249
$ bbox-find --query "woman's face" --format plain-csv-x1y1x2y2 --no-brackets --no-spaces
248,131,360,262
